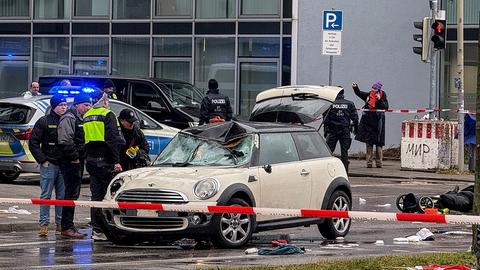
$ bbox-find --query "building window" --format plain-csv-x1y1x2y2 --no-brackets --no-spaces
196,0,235,19
112,37,149,76
155,0,192,17
238,37,280,57
153,37,191,57
195,37,235,101
35,0,70,19
0,0,29,17
0,37,30,56
72,37,109,56
113,0,150,19
240,0,279,16
74,0,109,17
33,37,69,80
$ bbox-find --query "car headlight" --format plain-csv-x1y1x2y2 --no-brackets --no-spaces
110,177,124,197
193,178,219,200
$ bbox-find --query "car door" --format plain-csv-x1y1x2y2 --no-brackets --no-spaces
292,132,333,209
257,133,312,217
129,81,172,125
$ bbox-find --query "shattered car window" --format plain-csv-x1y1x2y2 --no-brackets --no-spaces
154,133,254,167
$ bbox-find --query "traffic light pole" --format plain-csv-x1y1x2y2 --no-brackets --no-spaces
457,0,465,172
429,1,438,119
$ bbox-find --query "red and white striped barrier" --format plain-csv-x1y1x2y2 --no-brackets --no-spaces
1,198,479,225
357,108,475,114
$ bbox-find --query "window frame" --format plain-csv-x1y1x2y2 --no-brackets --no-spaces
292,131,331,161
153,0,193,18
239,0,281,18
72,0,110,19
0,0,30,20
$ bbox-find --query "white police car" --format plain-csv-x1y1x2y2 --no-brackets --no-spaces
0,95,178,183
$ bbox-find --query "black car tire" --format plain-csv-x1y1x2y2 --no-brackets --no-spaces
211,197,255,248
318,190,352,239
0,171,20,183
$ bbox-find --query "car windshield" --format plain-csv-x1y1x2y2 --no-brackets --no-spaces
156,82,203,109
154,133,254,167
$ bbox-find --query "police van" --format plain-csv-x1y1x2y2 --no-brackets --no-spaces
39,75,203,129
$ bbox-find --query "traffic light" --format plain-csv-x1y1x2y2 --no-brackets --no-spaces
413,17,430,62
431,19,446,49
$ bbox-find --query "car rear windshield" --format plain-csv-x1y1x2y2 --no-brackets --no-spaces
0,103,33,124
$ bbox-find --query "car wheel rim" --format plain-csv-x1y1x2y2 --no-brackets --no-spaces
332,196,350,234
220,205,251,244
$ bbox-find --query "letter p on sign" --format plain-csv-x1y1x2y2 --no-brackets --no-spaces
323,10,343,31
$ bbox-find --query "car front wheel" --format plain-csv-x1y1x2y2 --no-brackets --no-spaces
318,190,351,239
211,198,254,248
0,171,20,183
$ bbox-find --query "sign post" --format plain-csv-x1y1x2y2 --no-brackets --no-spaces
322,10,343,85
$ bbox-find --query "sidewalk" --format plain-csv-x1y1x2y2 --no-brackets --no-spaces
349,159,474,182
0,160,474,233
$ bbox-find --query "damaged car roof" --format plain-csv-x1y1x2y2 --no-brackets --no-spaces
182,121,314,144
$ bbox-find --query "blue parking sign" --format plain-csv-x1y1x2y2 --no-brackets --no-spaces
323,10,343,31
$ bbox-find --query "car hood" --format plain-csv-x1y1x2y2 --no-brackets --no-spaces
250,85,343,125
115,166,248,191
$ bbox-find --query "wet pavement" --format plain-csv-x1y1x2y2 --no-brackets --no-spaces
0,174,474,269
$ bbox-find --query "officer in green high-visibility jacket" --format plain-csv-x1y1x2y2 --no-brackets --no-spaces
83,93,125,241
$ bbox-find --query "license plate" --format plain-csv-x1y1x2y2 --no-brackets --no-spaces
137,209,158,217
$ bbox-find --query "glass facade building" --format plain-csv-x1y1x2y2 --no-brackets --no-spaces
0,0,292,116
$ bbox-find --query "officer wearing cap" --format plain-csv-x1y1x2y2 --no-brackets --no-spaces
323,89,359,173
199,79,233,125
102,79,117,100
118,109,150,171
57,93,92,238
83,92,125,241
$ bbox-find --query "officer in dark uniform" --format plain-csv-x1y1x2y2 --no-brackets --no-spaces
118,108,150,171
323,89,359,173
199,79,233,125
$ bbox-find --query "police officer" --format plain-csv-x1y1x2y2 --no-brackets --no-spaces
57,93,92,238
83,93,125,241
199,79,233,125
118,108,150,171
29,94,67,237
323,89,359,173
102,79,118,100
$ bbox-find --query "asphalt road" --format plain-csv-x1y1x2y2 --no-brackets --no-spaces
0,176,474,269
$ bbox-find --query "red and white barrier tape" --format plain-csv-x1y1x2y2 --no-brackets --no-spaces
1,198,479,225
357,108,475,114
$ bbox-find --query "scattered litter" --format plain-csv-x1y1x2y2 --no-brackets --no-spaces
416,228,434,241
7,216,18,219
257,244,305,255
374,240,384,245
321,243,360,249
335,237,344,241
442,231,472,236
271,239,288,247
406,235,420,242
245,248,258,254
393,237,409,243
4,206,31,215
85,218,91,221
376,203,391,208
407,264,473,270
359,198,367,204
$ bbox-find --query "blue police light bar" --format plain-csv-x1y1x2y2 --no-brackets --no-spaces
49,84,101,97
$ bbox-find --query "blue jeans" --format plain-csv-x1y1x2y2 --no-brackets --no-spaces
39,163,65,226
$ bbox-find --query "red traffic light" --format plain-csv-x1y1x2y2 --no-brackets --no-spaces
432,21,445,33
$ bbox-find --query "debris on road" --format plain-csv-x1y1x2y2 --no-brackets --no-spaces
359,197,367,204
376,203,392,208
245,248,258,254
416,228,434,241
407,264,473,270
257,244,305,255
374,240,384,245
442,231,472,236
0,206,32,215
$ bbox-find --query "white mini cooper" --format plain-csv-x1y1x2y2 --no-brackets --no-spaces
100,86,352,248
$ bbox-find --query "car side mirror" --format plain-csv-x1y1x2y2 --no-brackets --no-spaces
263,164,272,174
147,101,166,112
139,119,150,129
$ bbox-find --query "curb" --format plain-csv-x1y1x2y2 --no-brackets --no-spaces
0,222,89,233
348,172,473,182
